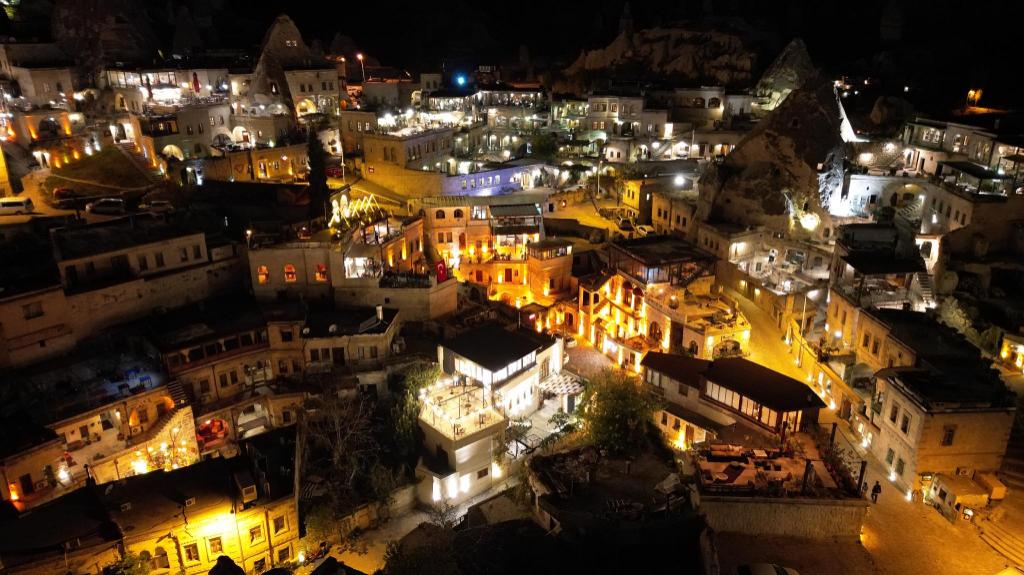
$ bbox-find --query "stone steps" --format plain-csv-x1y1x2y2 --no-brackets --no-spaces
980,519,1024,568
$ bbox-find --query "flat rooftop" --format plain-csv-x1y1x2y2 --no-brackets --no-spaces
144,293,282,350
443,324,555,372
303,305,398,338
419,382,504,441
51,215,202,261
612,235,715,266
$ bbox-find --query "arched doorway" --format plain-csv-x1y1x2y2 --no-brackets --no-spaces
649,321,663,343
297,98,317,115
687,340,699,356
161,144,185,161
37,118,61,139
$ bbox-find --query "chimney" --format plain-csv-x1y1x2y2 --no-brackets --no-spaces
376,305,384,322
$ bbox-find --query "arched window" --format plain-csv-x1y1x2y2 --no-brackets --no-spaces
688,341,699,355
458,233,466,249
692,97,705,108
708,97,721,109
257,265,270,284
153,547,170,570
435,209,445,219
283,264,297,283
453,209,464,218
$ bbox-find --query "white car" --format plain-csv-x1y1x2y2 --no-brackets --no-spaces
0,197,35,215
86,198,126,215
736,564,800,575
634,225,655,237
140,200,174,213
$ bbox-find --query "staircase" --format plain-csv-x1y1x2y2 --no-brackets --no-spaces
896,196,923,223
916,273,935,307
115,142,164,184
1001,425,1024,490
980,519,1024,568
167,379,191,407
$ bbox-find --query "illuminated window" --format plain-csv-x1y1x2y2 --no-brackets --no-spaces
249,525,263,543
257,266,270,284
283,264,297,283
208,537,223,554
184,544,199,562
273,516,286,534
315,264,328,282
277,548,290,562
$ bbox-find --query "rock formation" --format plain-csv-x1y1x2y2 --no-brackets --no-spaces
699,76,850,239
754,38,816,111
556,27,756,93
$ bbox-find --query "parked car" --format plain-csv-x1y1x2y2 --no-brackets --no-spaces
325,166,345,178
0,196,35,215
616,217,635,233
52,188,83,208
736,564,800,575
634,224,655,237
85,198,126,215
139,200,174,213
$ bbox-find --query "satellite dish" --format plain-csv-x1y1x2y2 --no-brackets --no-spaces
302,327,310,335
328,324,338,334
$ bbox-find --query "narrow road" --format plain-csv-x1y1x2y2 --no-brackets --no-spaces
724,287,807,382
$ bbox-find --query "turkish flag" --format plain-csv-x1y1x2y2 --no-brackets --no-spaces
435,261,447,282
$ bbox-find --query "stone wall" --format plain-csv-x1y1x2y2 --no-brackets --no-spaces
700,494,867,541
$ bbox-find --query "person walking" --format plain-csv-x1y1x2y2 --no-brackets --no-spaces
871,480,882,503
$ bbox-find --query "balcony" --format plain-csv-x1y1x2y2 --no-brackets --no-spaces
419,382,505,443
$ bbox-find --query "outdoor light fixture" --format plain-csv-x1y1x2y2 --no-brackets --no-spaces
455,74,467,87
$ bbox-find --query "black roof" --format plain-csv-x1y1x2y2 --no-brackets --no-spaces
302,305,398,338
841,253,926,275
705,358,825,412
612,236,715,266
443,324,555,371
641,352,710,389
643,352,824,412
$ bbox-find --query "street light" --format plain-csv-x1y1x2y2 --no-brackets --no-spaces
356,53,366,83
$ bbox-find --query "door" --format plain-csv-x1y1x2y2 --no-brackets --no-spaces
566,394,576,413
258,160,268,178
540,358,550,380
504,268,513,283
332,348,345,366
79,425,90,442
19,473,34,495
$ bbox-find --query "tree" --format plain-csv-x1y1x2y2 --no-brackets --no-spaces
577,369,657,454
427,500,460,530
104,553,148,575
393,363,440,465
529,132,558,163
208,556,245,575
307,128,329,219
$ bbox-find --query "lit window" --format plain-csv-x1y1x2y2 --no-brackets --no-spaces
283,264,297,283
273,516,286,534
257,266,270,284
208,537,223,554
315,264,328,282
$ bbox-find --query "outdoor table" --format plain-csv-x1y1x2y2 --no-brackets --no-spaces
753,449,768,458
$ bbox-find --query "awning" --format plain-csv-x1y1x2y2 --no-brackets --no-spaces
539,372,584,395
489,204,540,217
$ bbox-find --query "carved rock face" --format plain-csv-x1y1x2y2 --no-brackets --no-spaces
701,77,848,238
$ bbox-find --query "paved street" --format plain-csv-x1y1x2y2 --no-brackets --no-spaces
726,287,808,382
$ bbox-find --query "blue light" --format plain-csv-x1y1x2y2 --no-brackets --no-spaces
455,75,466,87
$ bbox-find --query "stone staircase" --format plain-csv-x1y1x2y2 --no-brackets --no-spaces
916,272,935,307
167,379,191,407
115,142,164,184
1001,425,1024,490
980,518,1024,568
896,197,923,223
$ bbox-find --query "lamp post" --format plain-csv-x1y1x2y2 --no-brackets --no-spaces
356,53,366,84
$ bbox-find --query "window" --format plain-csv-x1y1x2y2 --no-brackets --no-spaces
199,379,210,393
180,247,189,263
155,253,165,268
22,302,43,320
477,467,489,479
889,403,899,423
315,264,328,282
208,536,223,554
184,543,200,562
277,548,290,562
435,209,445,219
453,209,464,218
280,328,294,342
885,448,895,464
193,245,202,259
283,264,297,283
138,255,149,271
257,266,270,284
219,373,229,388
861,334,869,348
871,338,880,355
900,414,911,434
895,458,905,476
273,516,286,534
254,558,267,572
942,426,956,446
249,525,264,543
186,124,193,135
